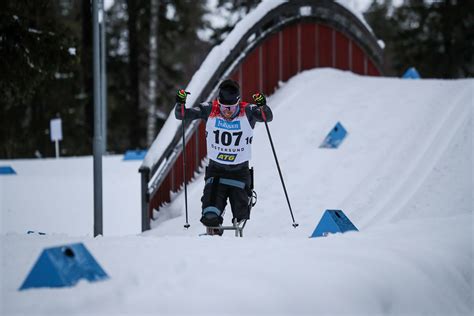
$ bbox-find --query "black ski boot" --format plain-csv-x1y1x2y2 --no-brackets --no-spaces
200,213,223,227
206,227,223,236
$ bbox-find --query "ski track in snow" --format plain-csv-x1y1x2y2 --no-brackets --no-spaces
1,69,473,315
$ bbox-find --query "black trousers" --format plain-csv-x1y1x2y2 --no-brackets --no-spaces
201,162,251,221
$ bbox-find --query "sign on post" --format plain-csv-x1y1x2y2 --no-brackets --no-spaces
50,118,63,158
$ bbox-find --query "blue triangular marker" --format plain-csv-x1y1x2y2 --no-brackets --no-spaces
19,243,108,290
402,67,421,79
123,150,147,161
0,166,16,175
320,122,347,148
310,209,358,238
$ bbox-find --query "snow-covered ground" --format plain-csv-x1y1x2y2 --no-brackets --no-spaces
1,69,472,315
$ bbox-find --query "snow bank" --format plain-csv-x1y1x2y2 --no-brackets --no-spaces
0,156,141,236
1,69,472,315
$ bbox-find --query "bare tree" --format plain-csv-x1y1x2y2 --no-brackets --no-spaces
126,0,140,148
146,0,159,146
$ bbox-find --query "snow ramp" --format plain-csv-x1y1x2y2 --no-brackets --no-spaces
151,69,472,237
2,69,472,316
138,69,473,315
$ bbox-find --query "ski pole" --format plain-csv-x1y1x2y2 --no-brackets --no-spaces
261,110,299,228
181,92,191,229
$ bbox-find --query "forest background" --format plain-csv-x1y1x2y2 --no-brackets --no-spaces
1,0,472,158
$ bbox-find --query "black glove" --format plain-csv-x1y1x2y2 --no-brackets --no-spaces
252,93,266,106
176,89,189,104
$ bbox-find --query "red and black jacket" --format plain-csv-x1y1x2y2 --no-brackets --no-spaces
175,100,273,128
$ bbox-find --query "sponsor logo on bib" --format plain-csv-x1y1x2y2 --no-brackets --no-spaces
215,119,241,130
216,153,237,162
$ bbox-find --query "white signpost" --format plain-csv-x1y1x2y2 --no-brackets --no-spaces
50,118,63,158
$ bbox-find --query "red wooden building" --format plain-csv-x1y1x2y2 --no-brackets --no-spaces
139,0,384,231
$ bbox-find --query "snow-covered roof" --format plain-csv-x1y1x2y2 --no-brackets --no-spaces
336,0,376,35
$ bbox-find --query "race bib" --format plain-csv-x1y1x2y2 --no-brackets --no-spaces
206,102,253,165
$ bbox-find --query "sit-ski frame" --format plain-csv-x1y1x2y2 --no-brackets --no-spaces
206,218,248,237
202,168,256,237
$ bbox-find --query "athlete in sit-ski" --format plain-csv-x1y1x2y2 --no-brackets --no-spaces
175,79,273,228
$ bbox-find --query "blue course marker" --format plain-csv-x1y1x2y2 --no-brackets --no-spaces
402,67,421,79
320,122,347,148
0,166,16,175
123,150,147,161
19,243,109,290
310,209,358,238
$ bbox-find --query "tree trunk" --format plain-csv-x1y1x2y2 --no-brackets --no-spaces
127,0,140,149
146,0,159,146
82,0,93,151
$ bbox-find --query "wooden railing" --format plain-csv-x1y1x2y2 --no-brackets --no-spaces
139,0,384,231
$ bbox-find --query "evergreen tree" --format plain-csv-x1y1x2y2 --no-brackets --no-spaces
105,0,210,152
394,0,473,77
364,0,474,78
364,0,397,75
104,0,130,153
126,0,141,149
208,0,261,45
0,1,84,158
0,0,213,157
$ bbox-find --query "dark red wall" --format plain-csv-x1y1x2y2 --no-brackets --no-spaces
149,22,381,215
